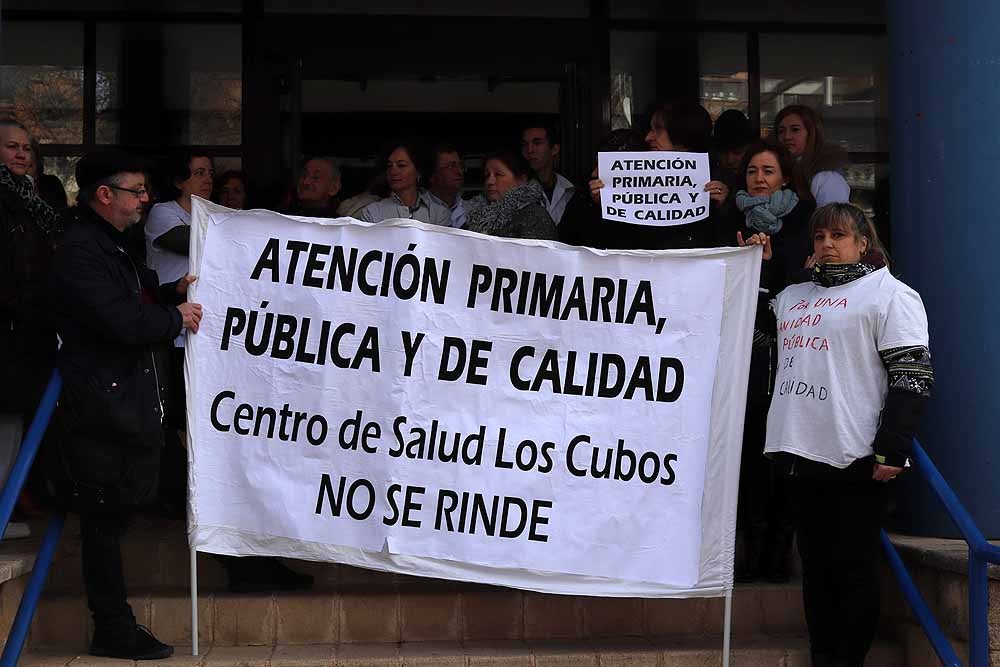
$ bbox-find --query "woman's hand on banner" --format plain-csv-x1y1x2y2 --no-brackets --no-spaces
737,231,772,261
176,274,197,296
704,180,729,204
589,177,604,204
178,302,203,333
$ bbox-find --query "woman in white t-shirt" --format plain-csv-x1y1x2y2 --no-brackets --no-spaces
144,152,215,454
745,203,933,666
145,152,215,285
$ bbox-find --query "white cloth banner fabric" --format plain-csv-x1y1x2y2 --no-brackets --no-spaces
186,197,760,598
597,151,711,226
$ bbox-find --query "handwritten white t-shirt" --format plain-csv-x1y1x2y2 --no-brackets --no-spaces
764,267,929,468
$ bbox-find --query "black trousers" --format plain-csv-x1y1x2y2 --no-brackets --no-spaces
168,346,186,430
792,464,888,667
80,508,135,632
737,347,792,540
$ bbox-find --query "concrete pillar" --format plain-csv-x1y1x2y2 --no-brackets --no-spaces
888,0,1000,537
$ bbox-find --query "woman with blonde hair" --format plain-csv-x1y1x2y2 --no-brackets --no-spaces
774,105,851,207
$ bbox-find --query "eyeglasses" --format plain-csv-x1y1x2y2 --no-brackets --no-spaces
107,184,149,198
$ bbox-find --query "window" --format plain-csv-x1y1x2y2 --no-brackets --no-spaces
0,22,85,144
759,33,888,153
610,31,748,131
610,0,884,23
845,161,890,237
698,33,748,121
261,0,587,16
609,31,660,131
97,23,242,146
4,0,239,10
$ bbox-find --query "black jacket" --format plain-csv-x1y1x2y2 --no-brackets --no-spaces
732,198,816,413
48,204,183,508
728,197,815,339
0,178,58,412
564,196,736,251
756,199,816,297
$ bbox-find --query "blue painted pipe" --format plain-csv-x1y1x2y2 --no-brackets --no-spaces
890,439,1000,666
881,530,962,667
0,371,62,538
0,512,65,667
910,440,1000,565
968,556,989,667
909,439,1000,666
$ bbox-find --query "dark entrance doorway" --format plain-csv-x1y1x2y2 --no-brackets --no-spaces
254,13,600,200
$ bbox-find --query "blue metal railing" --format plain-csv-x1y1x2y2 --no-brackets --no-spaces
0,371,64,667
3,380,997,665
881,438,1000,667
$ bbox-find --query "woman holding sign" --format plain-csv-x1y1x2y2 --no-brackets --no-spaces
588,99,733,249
747,203,933,666
731,139,814,583
463,149,558,240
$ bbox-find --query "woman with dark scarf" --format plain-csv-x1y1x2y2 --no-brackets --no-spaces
746,203,932,666
730,138,814,583
0,119,62,410
463,149,557,240
0,118,61,535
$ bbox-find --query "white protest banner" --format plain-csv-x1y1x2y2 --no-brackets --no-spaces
598,151,711,226
186,197,760,597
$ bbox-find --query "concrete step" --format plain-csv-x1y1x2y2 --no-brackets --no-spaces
50,516,807,596
31,581,806,650
0,534,41,648
18,638,904,667
38,516,809,651
878,534,1000,667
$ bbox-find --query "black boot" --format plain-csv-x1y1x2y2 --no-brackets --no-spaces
90,624,173,660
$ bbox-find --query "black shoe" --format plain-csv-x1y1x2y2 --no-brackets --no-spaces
90,624,174,660
227,557,314,593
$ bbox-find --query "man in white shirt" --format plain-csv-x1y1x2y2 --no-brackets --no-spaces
427,144,468,229
521,122,575,225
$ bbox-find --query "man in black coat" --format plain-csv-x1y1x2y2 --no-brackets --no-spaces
48,149,202,660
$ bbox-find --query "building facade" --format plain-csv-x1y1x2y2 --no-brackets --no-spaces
1,0,888,228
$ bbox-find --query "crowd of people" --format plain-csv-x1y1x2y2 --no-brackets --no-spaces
0,98,932,667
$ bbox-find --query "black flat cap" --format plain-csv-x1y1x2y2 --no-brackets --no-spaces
75,149,148,190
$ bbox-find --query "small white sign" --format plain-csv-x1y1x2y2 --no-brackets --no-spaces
598,151,711,226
